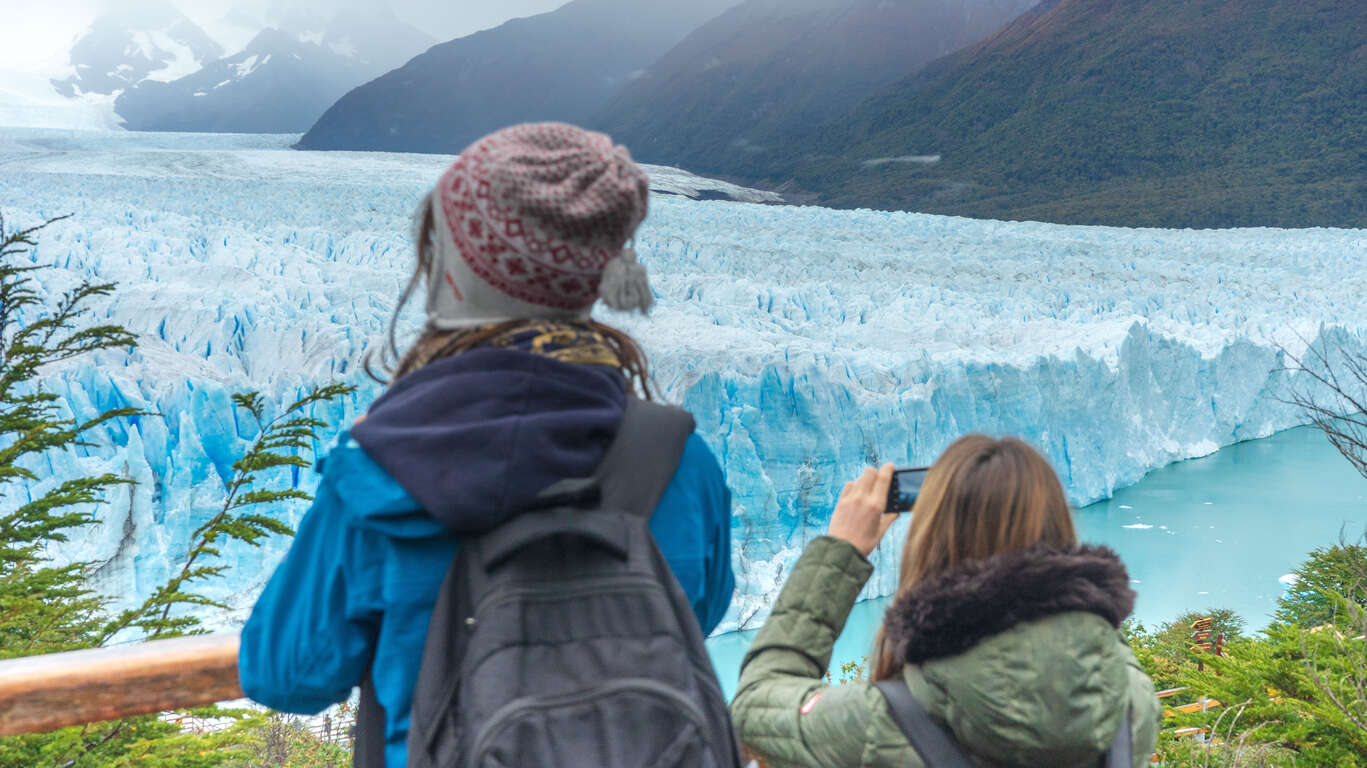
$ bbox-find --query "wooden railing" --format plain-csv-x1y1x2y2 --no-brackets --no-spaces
0,633,242,736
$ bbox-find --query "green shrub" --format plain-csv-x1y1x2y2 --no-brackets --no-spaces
0,214,352,766
1274,544,1367,628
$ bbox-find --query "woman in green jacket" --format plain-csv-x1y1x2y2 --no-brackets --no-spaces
732,435,1159,768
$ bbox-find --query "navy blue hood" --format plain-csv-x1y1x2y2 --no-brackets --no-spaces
350,348,627,533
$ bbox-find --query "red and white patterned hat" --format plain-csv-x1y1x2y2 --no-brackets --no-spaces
421,122,653,329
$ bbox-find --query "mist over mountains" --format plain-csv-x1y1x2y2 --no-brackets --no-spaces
12,1,434,134
51,4,224,98
115,30,369,133
592,0,1039,179
296,0,742,152
115,6,433,132
10,0,1363,227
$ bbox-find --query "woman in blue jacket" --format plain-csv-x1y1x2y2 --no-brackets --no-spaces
238,123,735,768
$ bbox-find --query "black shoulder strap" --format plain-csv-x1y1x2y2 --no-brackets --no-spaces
873,680,977,768
874,679,1134,768
594,396,695,518
353,673,386,768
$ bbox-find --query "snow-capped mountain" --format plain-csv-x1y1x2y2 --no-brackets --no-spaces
2,3,434,134
0,3,221,130
273,5,435,76
50,3,223,99
113,6,433,134
114,29,367,133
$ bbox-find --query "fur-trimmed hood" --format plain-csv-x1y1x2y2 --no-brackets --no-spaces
885,544,1135,664
881,545,1143,767
728,537,1159,768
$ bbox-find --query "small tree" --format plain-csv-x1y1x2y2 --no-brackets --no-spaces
105,386,354,642
1152,702,1295,768
1282,336,1367,479
1144,551,1367,765
1128,609,1247,691
0,214,354,766
1275,543,1367,628
1273,333,1367,762
0,214,141,659
1169,618,1367,765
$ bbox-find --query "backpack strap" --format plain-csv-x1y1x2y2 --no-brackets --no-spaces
353,673,386,768
468,397,694,571
875,679,1134,768
358,396,695,768
594,396,696,518
478,505,631,569
873,680,977,768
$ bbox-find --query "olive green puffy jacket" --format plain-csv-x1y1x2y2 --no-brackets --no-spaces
732,537,1160,768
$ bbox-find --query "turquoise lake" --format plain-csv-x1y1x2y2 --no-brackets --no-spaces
705,426,1367,698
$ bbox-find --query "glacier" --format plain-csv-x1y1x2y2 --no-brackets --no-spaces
0,70,122,131
1,127,1366,635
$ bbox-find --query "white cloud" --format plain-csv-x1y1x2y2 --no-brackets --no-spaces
391,0,567,41
0,0,572,74
0,0,102,72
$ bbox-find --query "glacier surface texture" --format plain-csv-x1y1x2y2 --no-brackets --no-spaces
2,127,1365,634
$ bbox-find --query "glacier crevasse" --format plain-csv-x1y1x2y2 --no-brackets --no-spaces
2,128,1366,634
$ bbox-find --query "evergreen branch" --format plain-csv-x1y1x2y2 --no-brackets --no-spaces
285,384,354,415
0,475,129,545
3,213,72,244
132,384,353,639
230,490,311,510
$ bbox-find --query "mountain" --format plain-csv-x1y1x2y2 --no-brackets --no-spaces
50,3,223,98
114,8,434,134
296,0,742,153
114,29,368,133
272,5,436,75
785,0,1367,228
593,0,1039,178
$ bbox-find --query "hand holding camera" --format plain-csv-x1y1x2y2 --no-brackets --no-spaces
828,464,930,557
827,463,899,556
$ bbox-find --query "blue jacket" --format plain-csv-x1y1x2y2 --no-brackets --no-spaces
239,350,735,768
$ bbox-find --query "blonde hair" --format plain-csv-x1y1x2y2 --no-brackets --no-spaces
871,435,1076,681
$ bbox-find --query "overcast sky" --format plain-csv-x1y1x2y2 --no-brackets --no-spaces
0,0,568,72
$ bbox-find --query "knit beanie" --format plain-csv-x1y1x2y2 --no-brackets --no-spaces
419,122,653,330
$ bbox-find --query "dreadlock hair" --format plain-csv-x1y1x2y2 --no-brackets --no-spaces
363,194,654,399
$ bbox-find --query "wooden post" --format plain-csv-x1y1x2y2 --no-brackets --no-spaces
1191,617,1214,671
0,633,243,736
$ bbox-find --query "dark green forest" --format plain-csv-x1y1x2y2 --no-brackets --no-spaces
744,0,1367,228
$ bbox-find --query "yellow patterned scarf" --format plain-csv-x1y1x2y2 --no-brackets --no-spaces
481,320,622,368
398,320,623,380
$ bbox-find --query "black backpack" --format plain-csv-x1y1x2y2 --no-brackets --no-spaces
355,397,743,768
874,680,1133,768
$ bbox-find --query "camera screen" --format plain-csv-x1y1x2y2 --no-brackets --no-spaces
889,467,930,513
